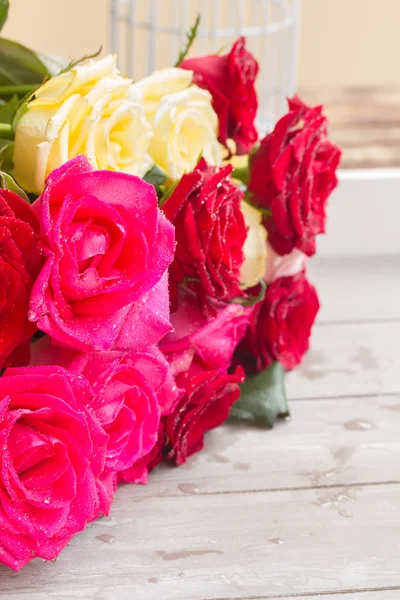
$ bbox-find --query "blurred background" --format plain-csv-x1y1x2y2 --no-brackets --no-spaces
4,0,397,168
3,0,397,88
3,0,399,254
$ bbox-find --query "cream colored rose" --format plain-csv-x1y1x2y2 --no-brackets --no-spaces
13,55,153,194
132,67,221,179
240,201,268,290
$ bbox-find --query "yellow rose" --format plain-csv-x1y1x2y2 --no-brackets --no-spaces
13,55,153,194
132,68,221,180
240,201,268,290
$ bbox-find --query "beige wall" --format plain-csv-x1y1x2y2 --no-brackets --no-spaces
299,0,399,87
3,0,399,88
3,0,108,62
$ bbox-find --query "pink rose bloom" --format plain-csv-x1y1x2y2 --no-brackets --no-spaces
119,291,251,474
31,338,180,484
118,422,167,485
0,365,107,571
28,156,175,352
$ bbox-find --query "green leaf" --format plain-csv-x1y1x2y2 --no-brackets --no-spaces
174,13,201,67
0,139,14,171
229,362,289,427
0,170,29,202
0,38,49,86
143,164,167,191
231,279,266,307
0,0,9,33
0,95,19,124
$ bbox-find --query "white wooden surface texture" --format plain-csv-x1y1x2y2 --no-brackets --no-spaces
0,256,399,600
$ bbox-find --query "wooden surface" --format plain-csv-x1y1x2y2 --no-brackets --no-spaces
1,255,400,600
299,87,400,170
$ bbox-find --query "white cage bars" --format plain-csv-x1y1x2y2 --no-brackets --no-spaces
109,0,301,132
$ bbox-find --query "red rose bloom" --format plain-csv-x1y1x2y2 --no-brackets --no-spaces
159,290,249,465
0,366,107,571
242,271,320,371
248,96,341,256
164,362,244,465
181,37,259,154
162,159,247,311
0,190,43,368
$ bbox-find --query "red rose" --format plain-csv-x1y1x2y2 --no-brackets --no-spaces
159,290,248,465
162,159,247,311
164,364,244,465
248,96,341,256
0,366,107,570
181,37,258,155
0,190,43,368
240,271,320,371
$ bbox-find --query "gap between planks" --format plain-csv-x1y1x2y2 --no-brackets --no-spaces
3,484,400,600
210,585,400,599
123,394,400,498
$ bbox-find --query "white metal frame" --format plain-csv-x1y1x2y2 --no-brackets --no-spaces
109,0,301,130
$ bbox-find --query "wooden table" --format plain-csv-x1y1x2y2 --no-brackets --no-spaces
300,87,400,169
1,255,399,599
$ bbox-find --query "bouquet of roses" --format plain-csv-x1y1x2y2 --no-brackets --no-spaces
0,3,341,571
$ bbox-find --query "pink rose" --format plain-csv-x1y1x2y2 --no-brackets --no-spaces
164,290,252,373
31,338,179,484
120,291,251,474
0,365,107,571
29,156,175,351
118,422,167,485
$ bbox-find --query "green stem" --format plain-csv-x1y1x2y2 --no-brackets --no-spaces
0,84,37,97
0,123,14,139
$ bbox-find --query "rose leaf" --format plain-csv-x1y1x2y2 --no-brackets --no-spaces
0,38,49,88
0,95,19,124
144,164,167,193
229,362,289,428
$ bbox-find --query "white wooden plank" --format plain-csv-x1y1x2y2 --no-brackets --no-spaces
1,483,400,600
281,593,400,600
309,256,400,323
254,592,400,600
286,320,400,399
129,395,400,497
